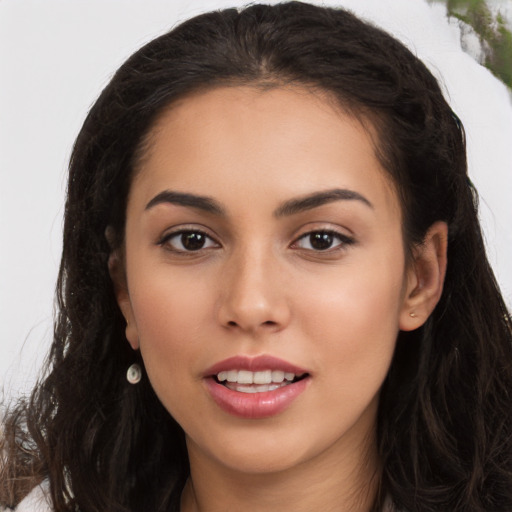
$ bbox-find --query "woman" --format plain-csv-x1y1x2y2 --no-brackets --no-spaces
2,2,512,511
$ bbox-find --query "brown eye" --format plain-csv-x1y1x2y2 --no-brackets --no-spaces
294,230,354,251
309,232,334,250
181,232,207,251
162,230,218,252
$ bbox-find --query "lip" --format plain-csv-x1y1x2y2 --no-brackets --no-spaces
203,354,309,376
203,355,311,419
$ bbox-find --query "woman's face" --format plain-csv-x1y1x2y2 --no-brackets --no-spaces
118,86,416,475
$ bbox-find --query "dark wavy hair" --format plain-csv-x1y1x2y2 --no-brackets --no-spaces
2,2,512,511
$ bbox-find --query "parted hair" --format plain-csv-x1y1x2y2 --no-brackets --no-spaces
2,2,512,511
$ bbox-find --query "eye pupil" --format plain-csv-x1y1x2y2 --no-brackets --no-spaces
181,232,206,251
310,232,333,250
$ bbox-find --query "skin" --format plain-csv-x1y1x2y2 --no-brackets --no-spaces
113,86,447,512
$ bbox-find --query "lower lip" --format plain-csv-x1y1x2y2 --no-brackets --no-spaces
204,377,310,419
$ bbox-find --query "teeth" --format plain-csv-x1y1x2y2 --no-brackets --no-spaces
216,369,301,384
253,370,271,384
271,370,284,382
226,370,238,382
237,370,253,384
225,382,286,393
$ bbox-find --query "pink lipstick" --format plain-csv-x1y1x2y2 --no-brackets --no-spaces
203,355,310,419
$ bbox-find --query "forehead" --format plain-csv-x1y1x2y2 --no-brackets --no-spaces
129,85,400,219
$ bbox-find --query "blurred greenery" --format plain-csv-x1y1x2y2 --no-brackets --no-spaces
431,0,512,87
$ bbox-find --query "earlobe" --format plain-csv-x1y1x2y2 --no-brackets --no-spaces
399,221,448,331
108,250,140,350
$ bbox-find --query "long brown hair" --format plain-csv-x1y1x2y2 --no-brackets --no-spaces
2,3,512,511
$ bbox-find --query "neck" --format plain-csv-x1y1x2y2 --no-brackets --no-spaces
181,425,381,512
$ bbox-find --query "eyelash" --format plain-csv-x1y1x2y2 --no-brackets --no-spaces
158,229,218,253
292,230,355,252
157,228,354,254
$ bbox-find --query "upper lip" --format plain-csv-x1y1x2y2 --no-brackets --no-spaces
203,355,309,377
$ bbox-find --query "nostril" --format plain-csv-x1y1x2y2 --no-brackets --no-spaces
225,319,277,329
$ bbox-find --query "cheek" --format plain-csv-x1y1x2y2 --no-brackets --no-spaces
128,270,214,383
297,249,406,376
301,250,405,321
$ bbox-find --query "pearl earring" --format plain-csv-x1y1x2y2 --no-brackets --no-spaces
126,363,142,384
409,312,417,318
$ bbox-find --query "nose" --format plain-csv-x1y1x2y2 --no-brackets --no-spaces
216,245,291,334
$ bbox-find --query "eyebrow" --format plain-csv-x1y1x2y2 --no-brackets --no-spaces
145,187,373,217
145,190,225,215
274,188,373,217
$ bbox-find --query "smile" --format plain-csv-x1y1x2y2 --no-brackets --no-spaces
204,355,311,418
216,370,307,393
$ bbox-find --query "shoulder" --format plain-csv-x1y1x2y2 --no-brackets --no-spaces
1,481,52,512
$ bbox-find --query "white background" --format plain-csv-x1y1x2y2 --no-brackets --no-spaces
1,0,511,401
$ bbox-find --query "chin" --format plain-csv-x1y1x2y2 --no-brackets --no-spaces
214,448,309,476
186,423,318,475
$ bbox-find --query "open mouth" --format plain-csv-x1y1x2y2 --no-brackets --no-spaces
213,369,309,393
204,359,311,417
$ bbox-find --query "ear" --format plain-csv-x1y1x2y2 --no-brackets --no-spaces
108,248,140,350
399,221,448,331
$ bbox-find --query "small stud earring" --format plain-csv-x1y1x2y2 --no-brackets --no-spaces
126,363,142,384
409,312,417,318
